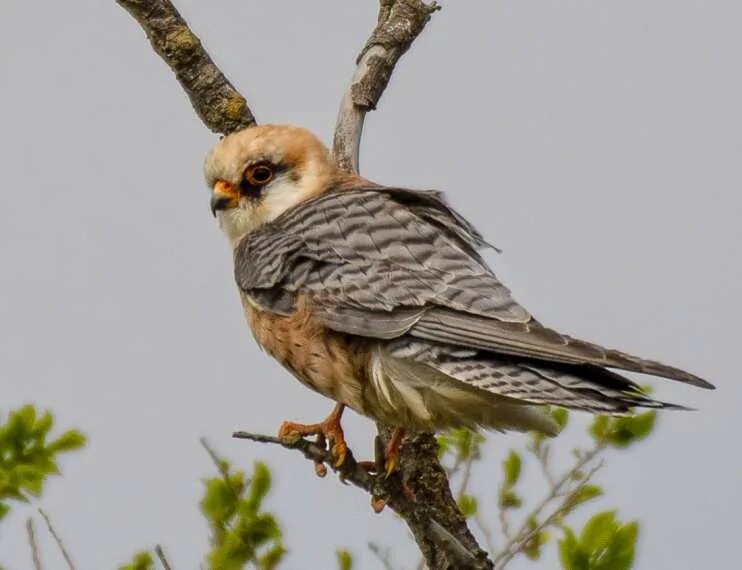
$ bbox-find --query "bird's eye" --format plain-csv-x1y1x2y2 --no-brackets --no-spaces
245,163,274,186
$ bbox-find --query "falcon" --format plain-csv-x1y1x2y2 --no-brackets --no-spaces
204,125,713,473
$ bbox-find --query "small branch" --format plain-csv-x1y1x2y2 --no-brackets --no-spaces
368,541,397,570
333,0,440,172
38,509,76,570
200,437,241,501
155,544,173,570
117,0,256,134
493,461,605,570
492,443,607,568
233,430,490,569
26,517,42,570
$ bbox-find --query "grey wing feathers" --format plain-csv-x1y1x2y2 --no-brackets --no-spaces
235,187,529,321
388,339,690,414
411,309,714,389
235,185,713,399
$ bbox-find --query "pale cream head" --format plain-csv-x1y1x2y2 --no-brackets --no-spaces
203,125,338,244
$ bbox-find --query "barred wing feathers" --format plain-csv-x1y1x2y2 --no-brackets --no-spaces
234,186,714,409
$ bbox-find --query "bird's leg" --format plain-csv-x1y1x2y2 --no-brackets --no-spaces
383,427,406,477
358,427,406,476
278,403,348,469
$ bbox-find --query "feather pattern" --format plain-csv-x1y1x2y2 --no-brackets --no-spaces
234,184,713,421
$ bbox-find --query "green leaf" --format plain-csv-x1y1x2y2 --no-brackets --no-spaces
606,412,656,449
258,543,286,570
0,503,9,521
551,408,570,431
458,494,477,518
48,430,87,453
563,484,604,515
580,511,619,555
498,489,522,509
595,520,638,570
522,517,549,560
247,462,272,511
558,526,581,570
336,549,354,570
502,450,522,487
436,434,450,458
589,416,610,443
118,550,154,570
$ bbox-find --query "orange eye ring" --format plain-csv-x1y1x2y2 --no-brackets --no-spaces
245,163,274,186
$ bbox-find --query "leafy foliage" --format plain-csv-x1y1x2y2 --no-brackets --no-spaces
0,405,86,521
437,406,654,569
119,551,155,570
558,511,638,570
335,548,354,570
201,449,286,570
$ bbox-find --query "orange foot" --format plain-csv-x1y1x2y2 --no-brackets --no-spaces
278,403,348,472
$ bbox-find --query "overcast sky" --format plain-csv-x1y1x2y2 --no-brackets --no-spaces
1,1,740,569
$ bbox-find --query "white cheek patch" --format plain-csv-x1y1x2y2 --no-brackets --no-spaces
261,175,307,223
218,201,260,244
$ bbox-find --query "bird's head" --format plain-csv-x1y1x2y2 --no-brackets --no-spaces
204,124,337,243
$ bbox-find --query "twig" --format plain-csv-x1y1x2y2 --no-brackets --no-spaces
38,509,76,570
117,0,256,134
200,437,241,501
155,544,173,570
457,453,476,498
333,0,440,172
534,443,556,488
26,517,42,570
368,541,397,570
493,460,605,569
491,443,607,568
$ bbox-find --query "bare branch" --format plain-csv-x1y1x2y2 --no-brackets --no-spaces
155,544,174,570
38,509,76,570
333,0,440,172
117,0,256,134
26,517,42,570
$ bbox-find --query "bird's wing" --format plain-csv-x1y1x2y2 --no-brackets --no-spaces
235,186,713,390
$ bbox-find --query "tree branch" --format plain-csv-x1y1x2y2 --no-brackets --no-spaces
38,509,76,570
116,0,256,134
119,0,492,567
155,544,174,570
26,517,42,570
492,443,608,568
331,2,494,568
333,0,440,172
233,430,490,569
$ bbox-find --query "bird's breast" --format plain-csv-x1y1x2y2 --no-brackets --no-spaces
240,292,368,411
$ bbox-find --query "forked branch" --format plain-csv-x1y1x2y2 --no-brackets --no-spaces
119,1,493,568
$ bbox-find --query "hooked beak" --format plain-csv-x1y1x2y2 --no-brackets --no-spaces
210,180,240,216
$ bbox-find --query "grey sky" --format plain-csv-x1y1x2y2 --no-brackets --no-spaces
1,1,739,568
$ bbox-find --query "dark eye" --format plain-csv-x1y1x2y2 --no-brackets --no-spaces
245,163,274,186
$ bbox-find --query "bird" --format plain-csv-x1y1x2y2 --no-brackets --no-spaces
204,124,713,474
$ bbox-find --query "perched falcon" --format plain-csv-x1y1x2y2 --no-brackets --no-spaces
204,124,713,472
